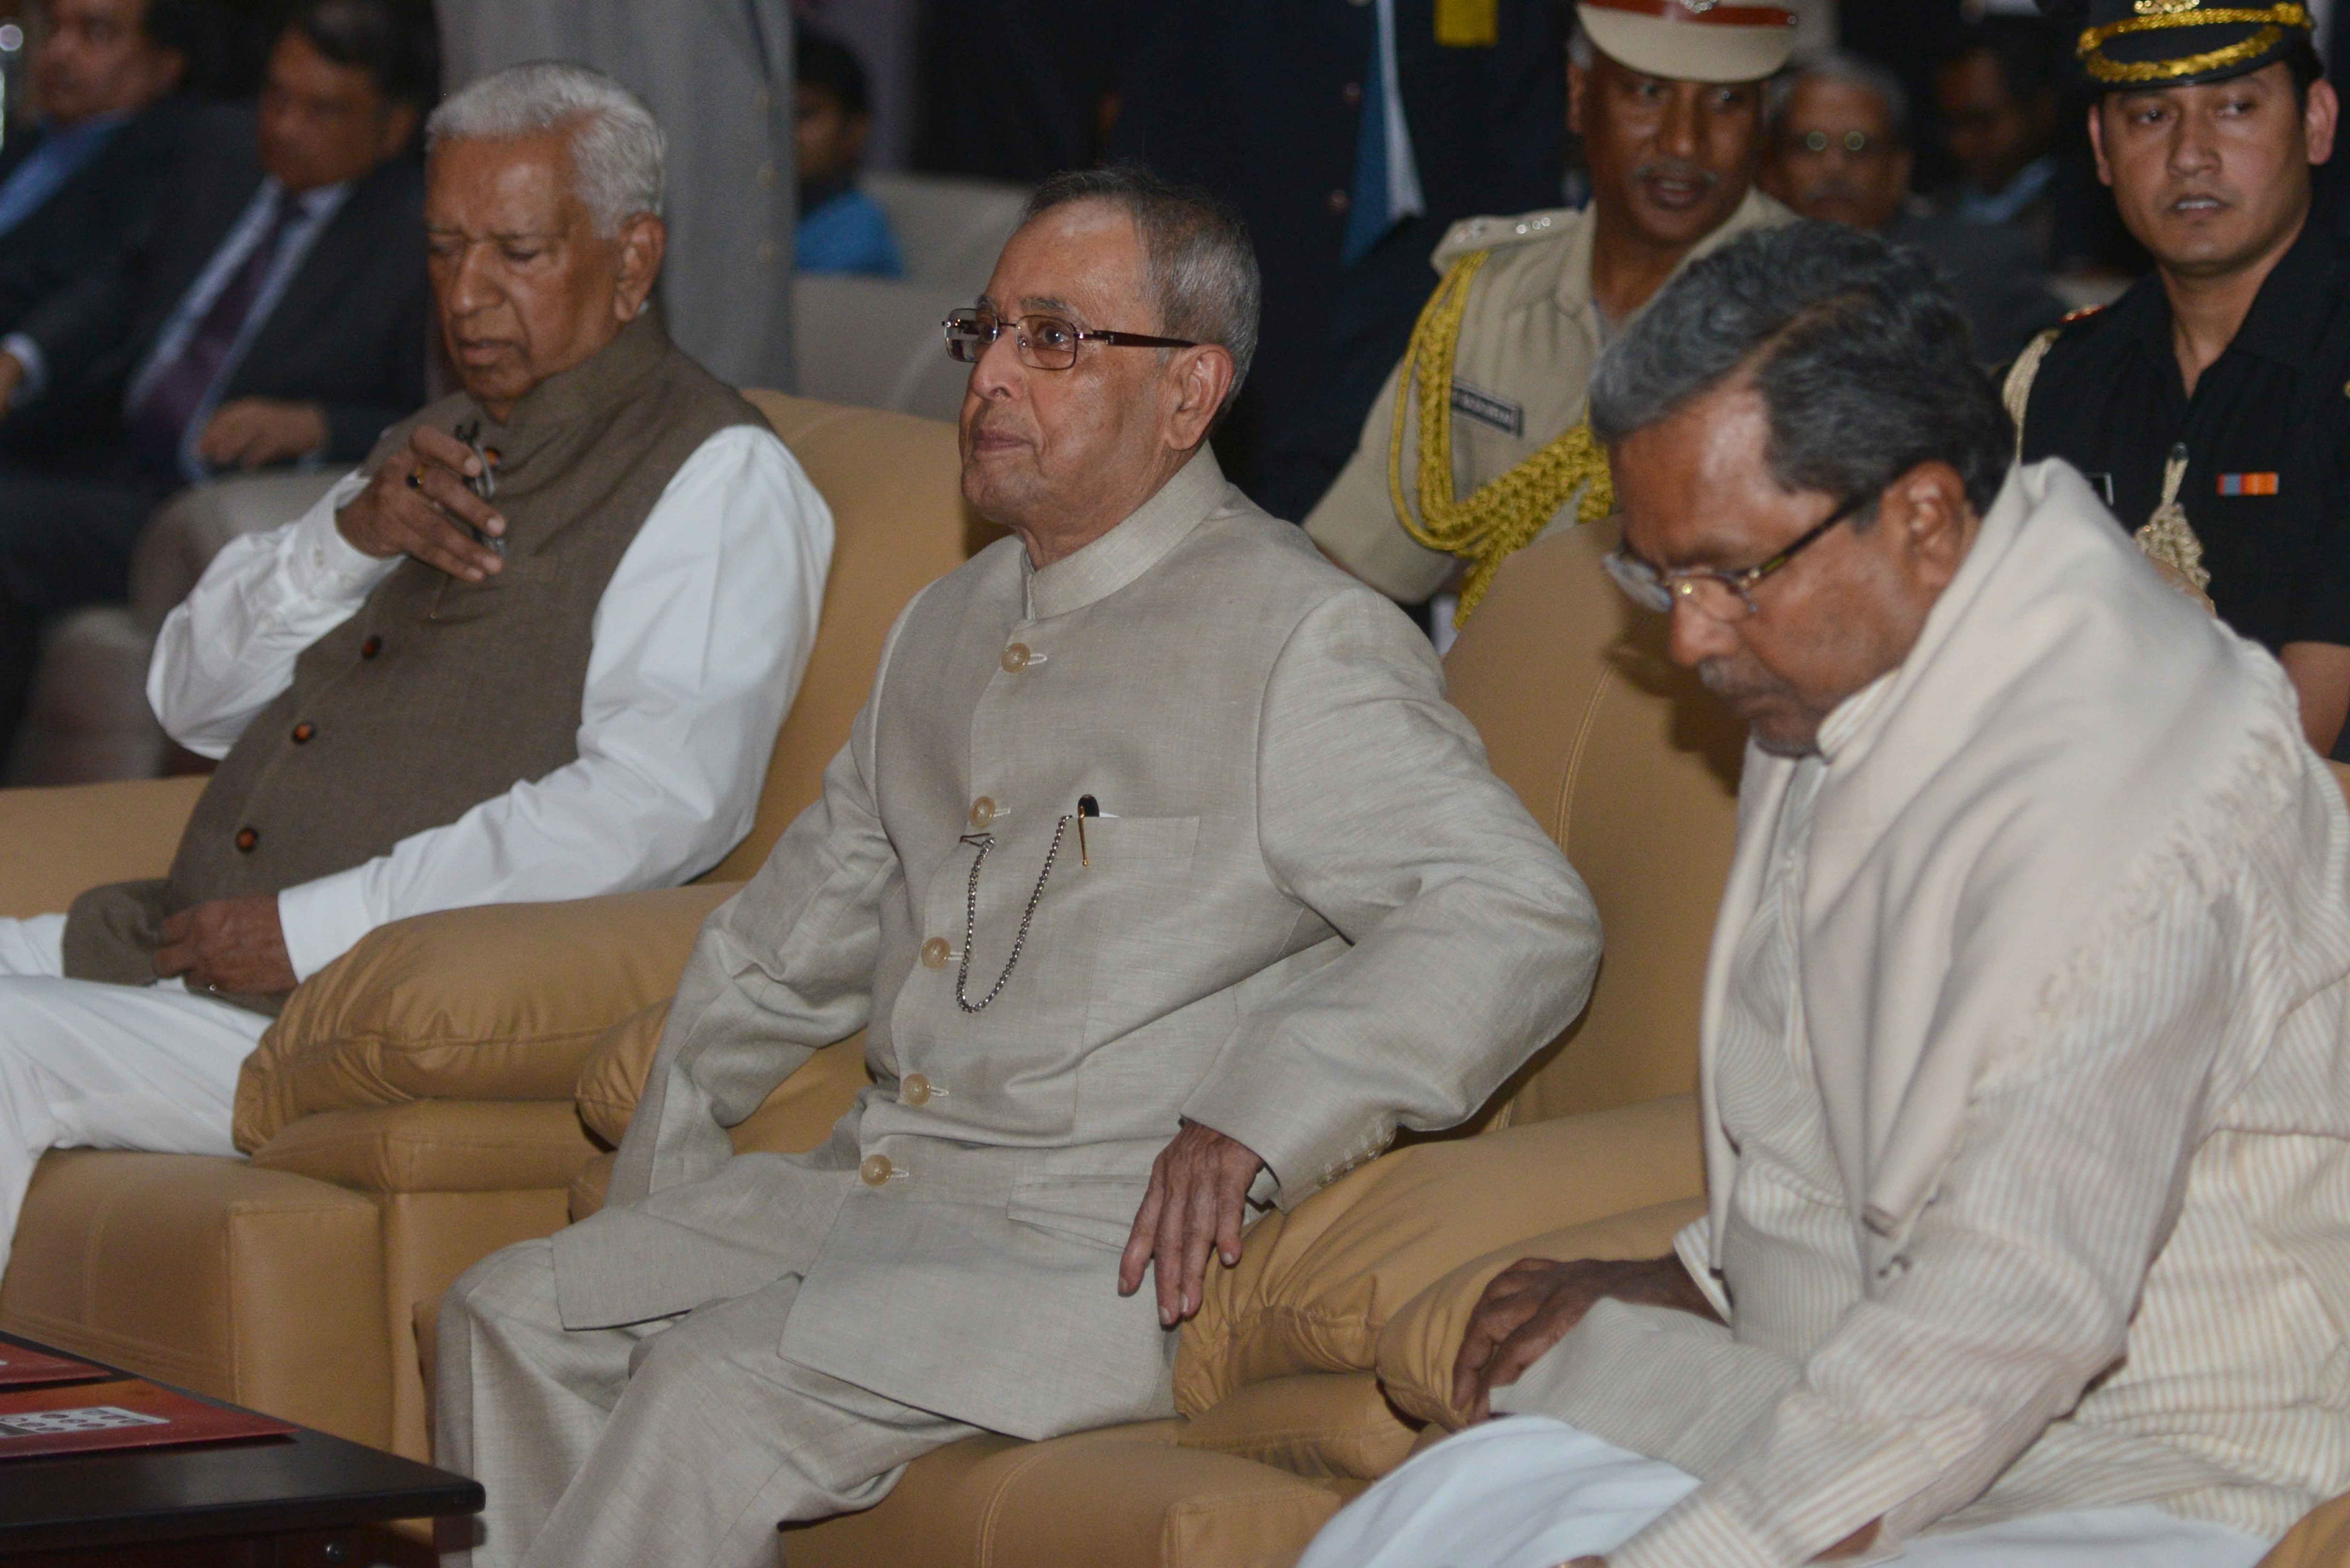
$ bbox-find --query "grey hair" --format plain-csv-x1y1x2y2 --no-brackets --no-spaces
1589,221,2012,517
426,63,665,235
1768,49,1912,145
1569,23,1594,70
1020,164,1262,414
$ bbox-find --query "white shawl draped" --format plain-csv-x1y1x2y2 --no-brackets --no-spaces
1699,459,2319,1278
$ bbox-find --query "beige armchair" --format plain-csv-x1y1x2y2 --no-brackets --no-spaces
4,415,2340,1563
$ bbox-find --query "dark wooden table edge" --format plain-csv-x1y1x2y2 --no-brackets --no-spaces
0,1331,481,1557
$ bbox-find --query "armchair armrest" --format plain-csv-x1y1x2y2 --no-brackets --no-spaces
251,1101,602,1195
235,883,737,1152
0,776,206,918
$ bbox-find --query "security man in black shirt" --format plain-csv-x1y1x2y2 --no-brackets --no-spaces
2021,1,2350,757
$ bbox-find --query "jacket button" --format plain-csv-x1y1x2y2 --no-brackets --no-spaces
920,938,951,969
1341,81,1363,106
290,722,315,744
859,1154,894,1187
902,1073,933,1107
1001,642,1033,673
969,796,997,829
1326,189,1351,216
360,636,383,659
234,827,259,853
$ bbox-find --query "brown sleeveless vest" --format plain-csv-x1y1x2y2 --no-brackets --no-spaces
63,313,764,1014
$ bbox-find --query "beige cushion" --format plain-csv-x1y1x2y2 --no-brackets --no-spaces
234,884,734,1151
1177,1372,1417,1484
572,995,872,1153
1441,522,1747,1128
783,1420,1353,1568
705,395,1004,884
1373,1196,1709,1430
2263,1492,2350,1568
250,1101,603,1195
0,775,205,919
1176,1094,1703,1416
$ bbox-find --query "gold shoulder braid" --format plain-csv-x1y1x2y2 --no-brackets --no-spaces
1387,249,1616,627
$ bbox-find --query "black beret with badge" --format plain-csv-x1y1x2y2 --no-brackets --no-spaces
2038,0,2316,90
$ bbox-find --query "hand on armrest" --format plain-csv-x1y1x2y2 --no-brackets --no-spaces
1451,1254,1719,1423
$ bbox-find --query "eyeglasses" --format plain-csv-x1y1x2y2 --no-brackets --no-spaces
1789,128,1890,157
943,306,1197,372
1602,490,1872,622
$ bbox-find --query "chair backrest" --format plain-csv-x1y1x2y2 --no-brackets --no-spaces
792,273,974,423
698,393,1004,884
862,171,1031,288
1441,521,1748,1127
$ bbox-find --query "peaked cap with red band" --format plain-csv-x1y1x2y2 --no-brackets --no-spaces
1577,0,1801,84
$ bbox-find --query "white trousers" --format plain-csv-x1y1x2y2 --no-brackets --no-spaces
0,914,266,1278
1300,1418,2271,1568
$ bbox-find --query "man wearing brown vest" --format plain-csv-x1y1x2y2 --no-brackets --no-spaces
0,62,834,1277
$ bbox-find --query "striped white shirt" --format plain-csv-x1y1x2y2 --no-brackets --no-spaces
1581,692,2350,1566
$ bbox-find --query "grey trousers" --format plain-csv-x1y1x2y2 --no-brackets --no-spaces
436,1239,979,1568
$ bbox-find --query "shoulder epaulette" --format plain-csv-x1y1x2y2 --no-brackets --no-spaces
2061,302,2107,325
1430,207,1581,270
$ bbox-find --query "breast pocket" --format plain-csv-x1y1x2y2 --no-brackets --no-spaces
1076,815,1198,871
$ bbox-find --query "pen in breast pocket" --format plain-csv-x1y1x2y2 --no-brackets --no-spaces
1078,795,1099,867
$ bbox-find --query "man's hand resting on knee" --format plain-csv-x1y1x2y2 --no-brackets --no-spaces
1452,1255,1721,1423
1119,1119,1264,1327
153,895,297,996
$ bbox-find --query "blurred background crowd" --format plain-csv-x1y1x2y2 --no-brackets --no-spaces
0,0,2330,785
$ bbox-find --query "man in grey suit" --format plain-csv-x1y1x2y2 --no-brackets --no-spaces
435,166,1603,1567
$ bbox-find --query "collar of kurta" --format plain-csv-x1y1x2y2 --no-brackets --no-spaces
1698,459,2313,1276
1022,445,1229,620
478,309,671,438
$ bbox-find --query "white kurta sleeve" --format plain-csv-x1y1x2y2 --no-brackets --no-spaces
1609,876,2235,1568
272,425,833,982
147,471,392,757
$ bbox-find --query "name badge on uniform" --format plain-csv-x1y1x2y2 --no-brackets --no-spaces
1450,382,1524,438
2217,472,2279,496
1435,0,1499,46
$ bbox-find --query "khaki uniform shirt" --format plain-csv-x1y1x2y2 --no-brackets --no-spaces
1305,190,1790,602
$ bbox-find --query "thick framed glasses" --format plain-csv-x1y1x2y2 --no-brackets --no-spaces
1603,490,1873,622
942,306,1197,372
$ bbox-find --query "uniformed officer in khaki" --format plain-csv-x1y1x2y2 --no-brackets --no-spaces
1306,0,1800,617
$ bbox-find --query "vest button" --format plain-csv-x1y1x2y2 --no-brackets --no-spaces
920,938,951,969
968,796,998,829
902,1073,933,1107
1001,642,1033,673
234,827,259,853
859,1154,894,1187
360,636,383,660
290,722,315,744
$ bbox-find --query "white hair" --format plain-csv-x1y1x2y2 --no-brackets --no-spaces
426,62,665,234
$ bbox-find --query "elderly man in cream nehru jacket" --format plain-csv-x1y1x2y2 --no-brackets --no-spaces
0,63,831,1277
1305,222,2350,1568
1305,0,1795,625
435,165,1603,1567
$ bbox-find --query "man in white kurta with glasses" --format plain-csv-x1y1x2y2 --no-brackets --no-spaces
1305,220,2350,1567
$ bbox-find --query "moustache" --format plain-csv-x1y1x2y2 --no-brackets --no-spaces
1697,658,1788,705
1798,178,1863,205
1634,160,1720,191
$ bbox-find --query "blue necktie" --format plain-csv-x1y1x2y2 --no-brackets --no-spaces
126,190,299,474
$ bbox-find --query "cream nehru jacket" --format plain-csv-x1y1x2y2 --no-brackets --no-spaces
553,448,1601,1442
